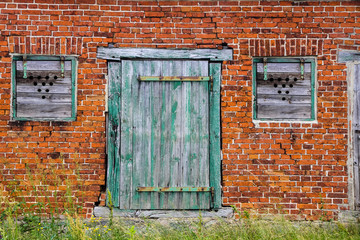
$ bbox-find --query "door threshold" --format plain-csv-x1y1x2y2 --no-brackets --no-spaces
93,207,234,219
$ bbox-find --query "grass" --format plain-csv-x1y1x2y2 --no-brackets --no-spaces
1,158,360,239
0,211,360,240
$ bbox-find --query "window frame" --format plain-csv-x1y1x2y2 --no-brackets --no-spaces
252,57,316,121
11,55,77,121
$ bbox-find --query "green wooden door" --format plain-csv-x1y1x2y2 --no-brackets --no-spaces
107,59,221,210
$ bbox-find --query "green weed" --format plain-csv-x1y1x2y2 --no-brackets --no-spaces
1,158,360,240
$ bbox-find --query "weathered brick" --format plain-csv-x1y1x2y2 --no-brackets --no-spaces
0,0,356,219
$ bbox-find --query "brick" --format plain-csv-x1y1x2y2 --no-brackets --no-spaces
0,0,355,220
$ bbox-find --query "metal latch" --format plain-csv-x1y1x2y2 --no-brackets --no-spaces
22,55,27,79
300,58,305,80
263,57,268,80
60,56,65,78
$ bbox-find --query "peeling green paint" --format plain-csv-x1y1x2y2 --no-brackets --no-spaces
108,58,225,210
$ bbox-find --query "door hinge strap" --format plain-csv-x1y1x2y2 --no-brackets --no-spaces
136,187,213,192
138,76,211,82
22,55,27,79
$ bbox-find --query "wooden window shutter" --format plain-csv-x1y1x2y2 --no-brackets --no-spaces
253,57,316,121
12,55,77,121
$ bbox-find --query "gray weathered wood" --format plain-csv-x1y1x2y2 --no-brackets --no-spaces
97,47,233,61
257,94,311,104
256,73,311,84
17,93,72,103
150,61,162,209
16,60,72,71
131,60,143,209
353,64,360,209
257,104,311,119
355,132,360,208
353,64,360,128
256,87,311,95
17,85,71,94
17,103,72,118
12,57,76,121
181,63,192,209
189,61,200,209
142,61,156,209
166,60,182,209
256,62,312,119
198,61,210,209
15,60,74,120
338,50,360,63
257,63,311,73
16,71,72,82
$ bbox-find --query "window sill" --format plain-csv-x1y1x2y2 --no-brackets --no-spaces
252,119,318,128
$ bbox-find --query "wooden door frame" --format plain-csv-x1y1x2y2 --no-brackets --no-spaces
349,61,360,210
339,50,360,210
98,48,233,209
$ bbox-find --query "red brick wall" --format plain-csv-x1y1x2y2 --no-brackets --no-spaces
0,0,359,219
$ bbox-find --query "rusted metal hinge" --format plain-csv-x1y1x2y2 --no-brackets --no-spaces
136,187,213,192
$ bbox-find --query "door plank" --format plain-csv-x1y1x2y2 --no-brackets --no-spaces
209,62,222,209
130,60,143,209
354,64,360,208
188,62,201,209
119,60,134,209
180,67,192,209
107,61,121,207
198,60,210,209
150,64,163,209
185,60,211,209
167,60,183,209
149,62,163,209
141,60,153,209
159,80,172,209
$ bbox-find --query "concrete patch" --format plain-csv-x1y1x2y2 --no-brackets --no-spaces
93,207,234,219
